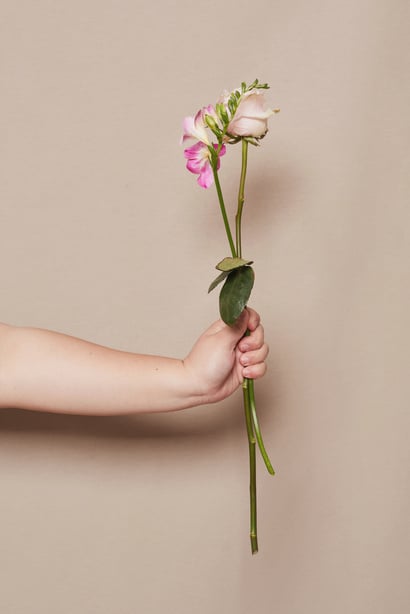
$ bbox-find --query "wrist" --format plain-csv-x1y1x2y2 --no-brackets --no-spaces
180,357,213,408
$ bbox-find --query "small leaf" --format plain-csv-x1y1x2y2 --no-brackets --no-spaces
216,257,253,272
208,271,229,293
219,266,255,325
244,137,261,147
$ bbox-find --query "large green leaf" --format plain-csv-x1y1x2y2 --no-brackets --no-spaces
216,257,253,272
219,266,255,325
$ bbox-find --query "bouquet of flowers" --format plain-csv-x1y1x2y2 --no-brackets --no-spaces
181,79,279,554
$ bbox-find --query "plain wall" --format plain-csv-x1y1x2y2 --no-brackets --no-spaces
1,1,409,613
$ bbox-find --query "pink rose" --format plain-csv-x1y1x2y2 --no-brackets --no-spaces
227,91,274,138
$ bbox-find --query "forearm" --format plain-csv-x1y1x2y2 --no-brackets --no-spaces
0,324,202,415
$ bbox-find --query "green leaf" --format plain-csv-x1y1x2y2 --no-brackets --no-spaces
208,271,229,293
219,266,255,325
216,257,253,272
244,136,261,146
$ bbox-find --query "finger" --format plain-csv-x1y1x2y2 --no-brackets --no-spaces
245,307,260,332
207,309,250,350
240,343,269,367
204,309,248,336
238,323,264,352
230,308,250,337
243,361,267,380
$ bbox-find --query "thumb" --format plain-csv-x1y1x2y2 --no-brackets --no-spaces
219,308,250,349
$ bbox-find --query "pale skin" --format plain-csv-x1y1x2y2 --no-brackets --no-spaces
0,308,268,415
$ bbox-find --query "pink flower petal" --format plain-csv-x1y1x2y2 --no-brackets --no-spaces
181,110,210,145
197,163,214,189
183,141,226,189
186,157,204,173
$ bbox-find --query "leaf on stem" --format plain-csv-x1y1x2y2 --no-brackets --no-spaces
219,266,255,325
208,271,229,293
216,257,253,272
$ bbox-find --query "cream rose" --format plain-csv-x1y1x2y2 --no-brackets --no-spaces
227,90,274,138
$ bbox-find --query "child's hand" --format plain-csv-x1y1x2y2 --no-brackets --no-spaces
183,308,269,405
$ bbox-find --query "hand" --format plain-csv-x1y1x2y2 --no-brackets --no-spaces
183,308,269,405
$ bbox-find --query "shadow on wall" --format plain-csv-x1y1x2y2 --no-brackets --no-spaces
0,378,277,446
213,163,301,232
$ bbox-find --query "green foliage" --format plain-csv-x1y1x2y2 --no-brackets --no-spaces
208,271,229,293
216,257,253,272
219,266,255,325
216,103,229,124
208,258,254,293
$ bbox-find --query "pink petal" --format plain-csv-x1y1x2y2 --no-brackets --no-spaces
186,157,204,173
183,141,225,189
181,116,195,143
184,141,206,157
197,162,214,189
181,110,210,145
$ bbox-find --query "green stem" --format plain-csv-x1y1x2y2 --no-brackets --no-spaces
243,378,258,554
235,139,249,258
211,166,237,258
248,378,275,475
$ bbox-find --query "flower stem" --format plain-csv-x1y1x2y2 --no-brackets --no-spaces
243,378,258,554
236,138,274,553
212,166,237,258
235,139,249,258
236,143,258,553
248,378,275,475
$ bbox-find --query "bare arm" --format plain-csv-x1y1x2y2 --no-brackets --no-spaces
0,309,268,415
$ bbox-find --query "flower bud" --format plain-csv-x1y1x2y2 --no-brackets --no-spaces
205,114,220,138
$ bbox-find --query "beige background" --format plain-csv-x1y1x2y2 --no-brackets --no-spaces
1,1,409,612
